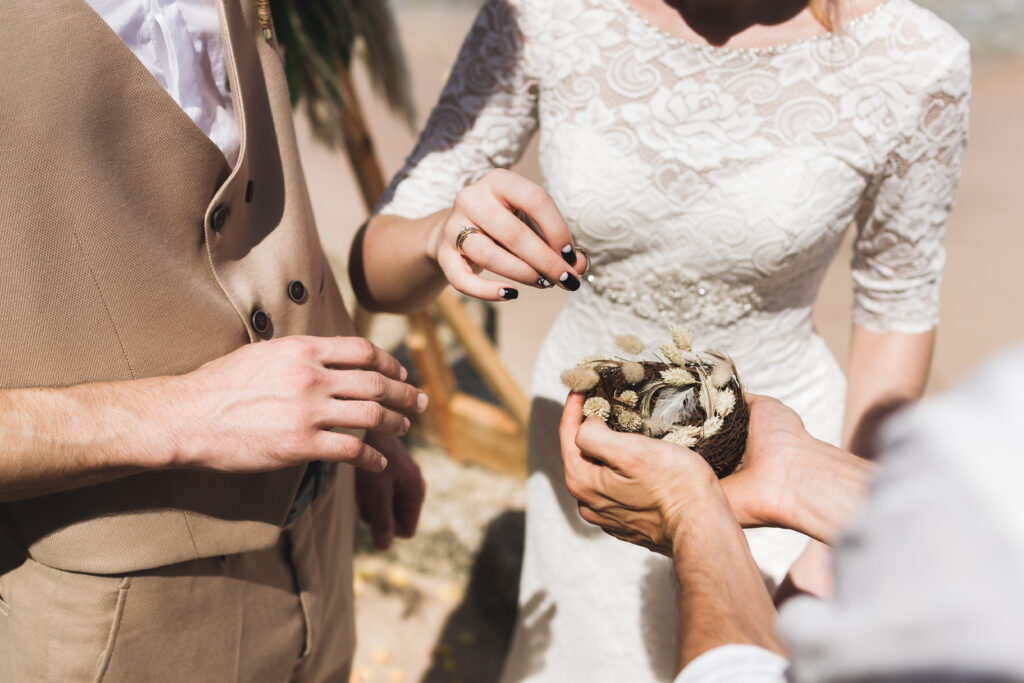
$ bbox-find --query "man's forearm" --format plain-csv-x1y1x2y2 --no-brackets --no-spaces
673,485,786,670
0,336,426,502
0,376,178,502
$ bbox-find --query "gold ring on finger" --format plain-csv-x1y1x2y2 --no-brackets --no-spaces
455,225,484,257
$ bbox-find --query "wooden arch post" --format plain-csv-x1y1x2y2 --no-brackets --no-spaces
334,63,528,478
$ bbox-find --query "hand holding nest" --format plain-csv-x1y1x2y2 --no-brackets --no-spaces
561,390,877,554
560,392,722,556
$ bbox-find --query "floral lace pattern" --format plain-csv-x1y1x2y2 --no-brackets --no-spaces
376,1,969,680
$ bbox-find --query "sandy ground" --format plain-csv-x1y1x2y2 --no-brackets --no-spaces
293,7,1024,682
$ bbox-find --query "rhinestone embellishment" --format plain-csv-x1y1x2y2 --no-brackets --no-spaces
586,268,762,326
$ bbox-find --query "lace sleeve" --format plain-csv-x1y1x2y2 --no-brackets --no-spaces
851,44,971,334
374,0,543,219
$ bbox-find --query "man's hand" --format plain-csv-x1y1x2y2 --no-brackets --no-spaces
560,393,787,666
172,336,428,473
0,335,429,502
719,394,814,529
722,395,876,545
356,433,427,550
559,393,720,555
560,391,876,551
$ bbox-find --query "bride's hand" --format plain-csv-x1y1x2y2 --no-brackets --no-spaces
428,169,589,302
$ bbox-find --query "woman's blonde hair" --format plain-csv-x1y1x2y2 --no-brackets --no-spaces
809,0,838,31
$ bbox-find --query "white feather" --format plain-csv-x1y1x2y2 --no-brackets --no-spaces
649,387,700,428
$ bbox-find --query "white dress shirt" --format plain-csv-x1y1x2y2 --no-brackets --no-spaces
85,0,240,165
677,345,1024,682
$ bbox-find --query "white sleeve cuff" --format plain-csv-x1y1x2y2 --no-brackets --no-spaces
675,644,790,683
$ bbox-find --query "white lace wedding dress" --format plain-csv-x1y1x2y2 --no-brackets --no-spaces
375,0,969,679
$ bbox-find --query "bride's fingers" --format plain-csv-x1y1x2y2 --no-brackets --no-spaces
458,229,543,286
483,170,582,270
437,248,519,302
461,195,582,292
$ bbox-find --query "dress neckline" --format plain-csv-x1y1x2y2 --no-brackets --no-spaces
607,0,897,55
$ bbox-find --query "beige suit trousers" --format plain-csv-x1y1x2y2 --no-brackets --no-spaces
0,468,356,683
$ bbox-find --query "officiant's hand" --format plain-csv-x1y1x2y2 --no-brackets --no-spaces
355,433,426,550
559,393,722,556
428,169,589,301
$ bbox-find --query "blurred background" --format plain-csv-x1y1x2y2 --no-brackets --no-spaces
293,2,1024,681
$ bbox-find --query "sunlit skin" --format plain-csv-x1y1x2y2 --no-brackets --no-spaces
0,337,430,544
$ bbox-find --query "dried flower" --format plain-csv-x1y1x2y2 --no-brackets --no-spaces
576,354,605,366
617,390,639,407
660,343,687,366
714,388,736,417
670,325,693,351
664,425,701,448
616,410,644,432
710,359,733,388
614,335,645,355
621,361,646,384
582,397,611,421
660,367,695,387
561,366,600,392
703,416,724,438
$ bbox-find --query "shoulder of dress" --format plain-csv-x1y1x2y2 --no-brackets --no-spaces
476,0,557,44
886,1,971,73
484,0,553,22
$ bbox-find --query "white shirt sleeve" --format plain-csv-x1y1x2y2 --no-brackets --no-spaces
779,347,1024,681
675,645,789,683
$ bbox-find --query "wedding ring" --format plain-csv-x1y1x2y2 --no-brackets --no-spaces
575,247,591,276
455,225,484,257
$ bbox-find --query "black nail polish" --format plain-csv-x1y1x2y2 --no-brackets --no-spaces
537,275,554,288
561,244,578,265
560,271,581,291
500,287,519,300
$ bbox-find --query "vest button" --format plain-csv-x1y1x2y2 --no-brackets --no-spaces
251,308,270,335
287,280,306,303
210,205,228,231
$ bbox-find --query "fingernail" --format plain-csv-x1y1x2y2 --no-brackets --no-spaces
402,417,411,434
537,275,554,289
560,271,581,291
561,244,577,265
499,287,519,300
399,366,409,382
417,392,429,411
379,456,389,471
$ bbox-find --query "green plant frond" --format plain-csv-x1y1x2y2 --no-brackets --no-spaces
269,0,416,147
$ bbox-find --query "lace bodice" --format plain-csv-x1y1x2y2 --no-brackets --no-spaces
378,0,968,334
376,1,969,681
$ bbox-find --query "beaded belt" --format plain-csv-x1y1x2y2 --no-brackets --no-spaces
585,268,762,326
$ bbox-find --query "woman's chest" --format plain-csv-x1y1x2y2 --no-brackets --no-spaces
533,34,912,273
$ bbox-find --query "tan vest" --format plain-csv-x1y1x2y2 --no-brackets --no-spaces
0,0,355,574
